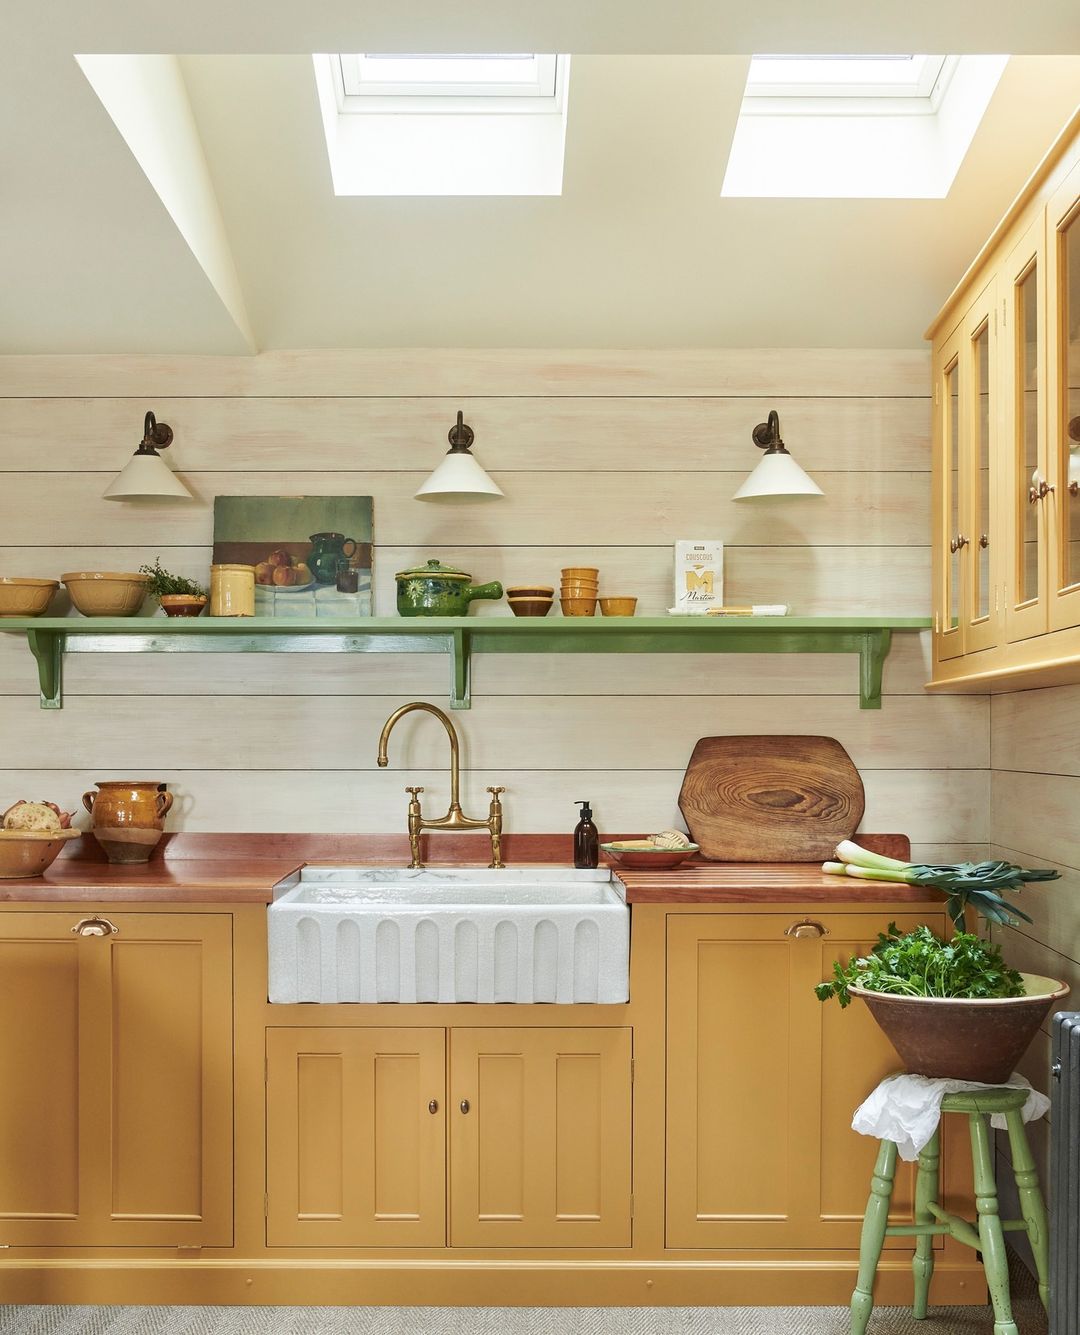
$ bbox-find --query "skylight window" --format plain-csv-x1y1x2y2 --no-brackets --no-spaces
312,54,571,195
330,54,564,113
722,54,1007,199
745,55,951,105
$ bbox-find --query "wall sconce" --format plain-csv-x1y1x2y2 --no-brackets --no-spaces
732,409,823,501
103,410,193,501
414,410,504,503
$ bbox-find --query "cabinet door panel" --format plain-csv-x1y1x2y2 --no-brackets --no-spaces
934,325,965,660
266,1027,446,1247
450,1027,632,1248
1004,218,1049,641
666,913,935,1250
962,279,1001,654
91,914,234,1246
1049,158,1080,631
0,920,83,1242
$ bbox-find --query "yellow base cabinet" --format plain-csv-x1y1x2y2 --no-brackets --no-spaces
0,910,232,1248
449,1027,633,1248
666,912,960,1251
266,1027,446,1247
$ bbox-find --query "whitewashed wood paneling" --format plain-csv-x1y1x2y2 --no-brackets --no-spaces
991,683,1080,776
0,768,987,844
0,470,929,548
0,348,931,399
0,694,986,772
0,347,982,846
0,397,932,474
991,769,1080,872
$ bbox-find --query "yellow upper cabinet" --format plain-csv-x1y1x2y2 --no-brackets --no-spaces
929,107,1080,691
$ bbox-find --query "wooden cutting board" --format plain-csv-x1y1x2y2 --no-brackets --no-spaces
677,735,865,862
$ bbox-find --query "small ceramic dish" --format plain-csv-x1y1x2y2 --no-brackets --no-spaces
62,572,150,617
602,840,699,870
599,597,637,617
507,585,555,599
0,828,81,879
0,578,60,617
509,598,553,618
159,594,208,618
560,596,596,617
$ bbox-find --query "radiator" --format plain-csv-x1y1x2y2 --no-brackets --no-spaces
1051,1011,1080,1335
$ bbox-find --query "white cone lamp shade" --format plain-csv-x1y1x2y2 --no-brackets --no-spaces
732,410,823,501
103,411,193,501
415,411,504,503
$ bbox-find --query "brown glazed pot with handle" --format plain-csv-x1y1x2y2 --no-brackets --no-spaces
82,781,173,865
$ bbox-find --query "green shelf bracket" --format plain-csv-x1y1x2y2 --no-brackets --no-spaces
1,616,927,711
26,628,64,709
449,628,471,709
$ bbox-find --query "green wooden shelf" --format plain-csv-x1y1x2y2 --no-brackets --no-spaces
1,615,931,711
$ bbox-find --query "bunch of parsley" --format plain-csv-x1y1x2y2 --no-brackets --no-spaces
814,923,1025,1008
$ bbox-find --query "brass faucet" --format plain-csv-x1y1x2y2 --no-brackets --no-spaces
376,702,505,869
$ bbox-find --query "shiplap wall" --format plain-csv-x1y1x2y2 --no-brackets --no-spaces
990,683,1080,1187
0,349,987,860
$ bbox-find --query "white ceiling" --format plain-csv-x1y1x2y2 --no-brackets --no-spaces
4,1,1080,353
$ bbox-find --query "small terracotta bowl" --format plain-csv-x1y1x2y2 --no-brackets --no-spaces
509,598,553,618
599,597,637,617
560,581,599,595
0,829,81,879
561,567,599,580
507,585,555,599
62,572,150,617
560,596,596,617
159,595,208,618
0,578,59,617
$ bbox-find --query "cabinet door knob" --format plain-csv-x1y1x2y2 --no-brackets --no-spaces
459,1098,471,1114
1039,481,1055,499
428,1099,439,1115
785,920,828,939
979,534,989,549
949,534,969,554
71,917,119,937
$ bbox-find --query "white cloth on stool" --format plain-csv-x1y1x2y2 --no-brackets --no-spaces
852,1073,1051,1162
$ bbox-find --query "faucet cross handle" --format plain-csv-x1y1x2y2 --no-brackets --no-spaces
405,786,425,797
486,786,505,798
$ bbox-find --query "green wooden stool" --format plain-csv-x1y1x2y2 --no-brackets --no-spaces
850,1087,1049,1335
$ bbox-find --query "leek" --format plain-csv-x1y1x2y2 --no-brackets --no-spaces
822,840,1058,929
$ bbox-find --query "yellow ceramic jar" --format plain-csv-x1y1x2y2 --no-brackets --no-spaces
210,563,255,617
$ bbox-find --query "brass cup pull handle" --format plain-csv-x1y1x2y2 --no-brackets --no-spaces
460,1098,471,1114
71,916,119,937
785,920,828,939
428,1099,439,1115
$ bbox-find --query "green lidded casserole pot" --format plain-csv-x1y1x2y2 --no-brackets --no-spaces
395,559,503,617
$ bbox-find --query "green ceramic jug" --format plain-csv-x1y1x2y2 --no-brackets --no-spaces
395,560,503,617
309,532,358,584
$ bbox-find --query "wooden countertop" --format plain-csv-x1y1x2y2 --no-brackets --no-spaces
0,833,940,907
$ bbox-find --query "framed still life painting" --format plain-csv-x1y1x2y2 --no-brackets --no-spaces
212,496,373,617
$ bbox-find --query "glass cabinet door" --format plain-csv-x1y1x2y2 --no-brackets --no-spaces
1049,159,1080,631
962,278,1000,654
934,324,964,660
1004,219,1047,643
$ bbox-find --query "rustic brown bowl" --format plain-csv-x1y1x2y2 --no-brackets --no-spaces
602,841,699,870
62,572,150,617
508,598,553,618
507,585,555,599
599,597,637,617
160,595,208,618
849,974,1070,1084
0,578,59,617
560,596,596,617
0,828,81,879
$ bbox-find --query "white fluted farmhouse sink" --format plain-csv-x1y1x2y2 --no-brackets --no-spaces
268,866,629,1005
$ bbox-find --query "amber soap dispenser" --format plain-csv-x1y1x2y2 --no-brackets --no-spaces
574,800,599,869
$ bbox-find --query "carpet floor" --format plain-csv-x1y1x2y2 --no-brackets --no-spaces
0,1288,1048,1335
